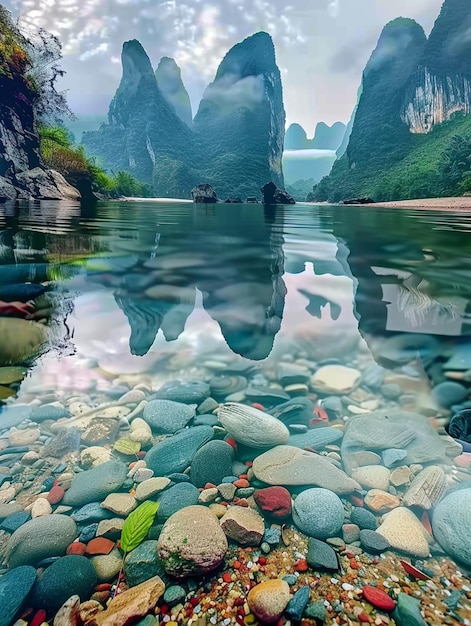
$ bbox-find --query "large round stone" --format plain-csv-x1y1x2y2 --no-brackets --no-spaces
0,566,37,626
6,514,77,568
217,403,289,448
292,488,344,539
432,488,471,567
62,460,128,507
30,555,97,615
247,580,291,624
190,440,234,488
157,505,228,577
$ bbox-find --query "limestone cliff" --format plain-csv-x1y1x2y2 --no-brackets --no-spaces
82,40,197,197
401,0,471,133
0,8,79,201
193,31,286,199
155,57,192,126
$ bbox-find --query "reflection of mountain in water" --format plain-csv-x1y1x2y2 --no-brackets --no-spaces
99,205,286,360
333,207,471,366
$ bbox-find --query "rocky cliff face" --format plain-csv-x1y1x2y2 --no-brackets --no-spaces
155,57,192,126
83,32,287,199
82,40,197,197
0,11,79,201
401,0,471,133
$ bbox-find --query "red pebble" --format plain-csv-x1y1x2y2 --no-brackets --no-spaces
86,537,115,555
245,461,253,467
160,604,169,613
294,559,308,572
225,437,238,450
358,612,372,623
362,586,396,611
421,510,433,535
258,556,266,566
223,572,232,583
30,610,46,626
95,583,112,591
204,482,217,490
400,560,432,581
47,484,65,505
233,498,249,507
350,559,360,570
189,597,200,607
234,479,250,488
66,541,86,556
350,495,364,507
252,403,265,411
253,486,292,518
136,451,146,459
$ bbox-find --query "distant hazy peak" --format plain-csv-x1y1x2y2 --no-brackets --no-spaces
155,56,192,126
121,39,155,78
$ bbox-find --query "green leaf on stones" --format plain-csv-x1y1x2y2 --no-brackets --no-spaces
113,438,141,455
121,500,159,553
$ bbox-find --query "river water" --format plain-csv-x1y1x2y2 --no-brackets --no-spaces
0,200,470,625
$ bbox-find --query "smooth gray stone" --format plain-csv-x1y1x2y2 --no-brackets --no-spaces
157,483,200,520
432,381,468,409
124,540,168,587
154,381,210,404
30,555,97,614
0,565,37,626
293,488,344,539
432,488,471,568
145,425,214,476
0,404,32,429
288,427,343,450
143,399,196,434
359,529,390,554
63,460,128,506
73,502,117,523
5,515,77,568
190,440,234,487
306,537,339,571
382,448,407,468
350,507,377,530
341,410,448,474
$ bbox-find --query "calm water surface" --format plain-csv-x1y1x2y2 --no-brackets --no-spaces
1,200,471,622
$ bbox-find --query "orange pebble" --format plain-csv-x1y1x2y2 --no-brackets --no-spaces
205,482,217,490
358,612,372,623
234,479,250,488
294,559,308,572
350,495,364,507
223,572,232,583
233,560,242,569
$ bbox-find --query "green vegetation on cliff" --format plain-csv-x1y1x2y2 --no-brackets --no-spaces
311,1,471,203
39,125,149,197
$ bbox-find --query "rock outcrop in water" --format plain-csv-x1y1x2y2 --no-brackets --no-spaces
261,182,295,205
83,32,287,200
311,0,471,202
155,57,193,127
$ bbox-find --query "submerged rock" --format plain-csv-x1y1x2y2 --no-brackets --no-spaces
292,488,344,539
261,181,295,205
0,566,37,626
247,579,291,624
63,460,128,507
432,487,471,568
217,402,289,447
157,505,228,576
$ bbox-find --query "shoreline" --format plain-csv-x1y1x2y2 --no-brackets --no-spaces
359,197,471,211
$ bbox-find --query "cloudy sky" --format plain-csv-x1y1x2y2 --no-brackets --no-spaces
5,0,444,134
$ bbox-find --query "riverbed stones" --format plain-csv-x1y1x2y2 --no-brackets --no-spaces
307,537,339,571
90,548,123,581
253,486,292,518
376,508,431,558
30,555,97,614
124,540,165,587
403,465,446,509
145,425,214,476
341,410,448,474
154,380,210,404
135,477,171,501
247,580,291,624
359,529,391,554
63,460,128,506
101,493,137,516
220,506,265,546
311,365,361,394
351,465,391,491
158,505,228,576
157,483,200,520
217,402,289,447
432,381,468,409
364,489,401,513
288,427,343,450
432,487,471,567
0,565,37,626
252,445,360,494
142,399,195,434
292,488,344,539
87,576,165,626
190,440,234,487
5,514,78,568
